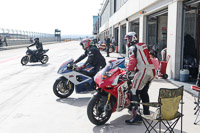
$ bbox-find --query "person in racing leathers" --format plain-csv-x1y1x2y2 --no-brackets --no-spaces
27,38,43,57
74,38,106,77
124,32,156,124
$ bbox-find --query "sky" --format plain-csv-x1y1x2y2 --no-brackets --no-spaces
0,0,104,35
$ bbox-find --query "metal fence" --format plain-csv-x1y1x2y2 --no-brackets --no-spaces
0,28,60,46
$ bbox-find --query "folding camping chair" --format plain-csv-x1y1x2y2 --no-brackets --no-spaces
192,85,200,125
140,86,184,133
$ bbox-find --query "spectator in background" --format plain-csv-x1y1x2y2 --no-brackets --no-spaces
104,35,111,57
161,47,167,61
0,36,2,46
4,37,8,47
30,37,33,43
149,50,160,78
111,37,116,45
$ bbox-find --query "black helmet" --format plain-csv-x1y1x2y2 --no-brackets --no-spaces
34,38,39,41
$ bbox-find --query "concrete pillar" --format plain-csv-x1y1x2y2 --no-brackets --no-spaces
118,25,122,52
167,1,183,80
112,26,115,38
126,21,130,34
139,15,147,43
126,22,130,56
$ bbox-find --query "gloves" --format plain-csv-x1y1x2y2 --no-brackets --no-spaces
126,71,133,80
72,63,76,68
126,71,131,76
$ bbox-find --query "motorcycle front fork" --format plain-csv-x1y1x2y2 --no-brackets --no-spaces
104,93,111,112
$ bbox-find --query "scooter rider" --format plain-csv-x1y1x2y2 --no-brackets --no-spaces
27,38,43,57
124,32,156,124
74,38,106,77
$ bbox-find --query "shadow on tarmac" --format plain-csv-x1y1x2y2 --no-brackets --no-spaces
24,63,50,67
93,114,186,133
56,97,91,107
93,114,145,133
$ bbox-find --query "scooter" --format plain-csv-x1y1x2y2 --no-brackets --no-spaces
53,58,96,98
87,58,132,125
21,47,49,65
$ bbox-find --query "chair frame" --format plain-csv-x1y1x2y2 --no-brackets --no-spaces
141,86,184,133
192,85,200,125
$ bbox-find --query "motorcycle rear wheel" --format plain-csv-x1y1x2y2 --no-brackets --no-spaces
109,46,115,53
87,93,113,125
53,77,74,98
40,55,49,64
21,56,29,65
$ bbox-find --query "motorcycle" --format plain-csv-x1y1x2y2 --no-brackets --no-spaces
97,41,115,53
21,47,49,65
87,58,132,125
53,58,96,98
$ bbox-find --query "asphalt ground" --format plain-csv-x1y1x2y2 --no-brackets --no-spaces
0,41,199,133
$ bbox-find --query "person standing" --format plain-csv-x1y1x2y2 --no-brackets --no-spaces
4,37,8,47
30,37,33,43
149,50,160,78
0,36,2,46
105,35,110,57
111,37,115,45
124,32,155,124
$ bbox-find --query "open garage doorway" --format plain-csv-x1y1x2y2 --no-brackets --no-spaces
129,19,139,41
182,1,200,80
147,9,168,61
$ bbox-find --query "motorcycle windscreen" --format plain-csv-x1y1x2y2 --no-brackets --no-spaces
101,63,119,79
58,58,74,74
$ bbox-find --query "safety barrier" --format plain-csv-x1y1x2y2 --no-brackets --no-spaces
0,28,61,46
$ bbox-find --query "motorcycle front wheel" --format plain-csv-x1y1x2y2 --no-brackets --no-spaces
53,77,74,98
21,56,29,65
87,93,114,125
40,55,49,64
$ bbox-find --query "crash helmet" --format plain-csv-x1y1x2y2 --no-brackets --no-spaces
80,38,91,50
34,38,39,43
124,32,137,47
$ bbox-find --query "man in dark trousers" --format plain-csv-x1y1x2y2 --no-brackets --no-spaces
105,35,111,57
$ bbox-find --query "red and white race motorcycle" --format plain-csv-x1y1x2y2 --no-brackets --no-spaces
87,59,133,125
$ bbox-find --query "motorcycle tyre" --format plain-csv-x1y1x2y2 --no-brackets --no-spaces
109,46,115,53
87,93,113,125
21,56,29,65
53,77,74,98
163,74,168,79
40,55,49,64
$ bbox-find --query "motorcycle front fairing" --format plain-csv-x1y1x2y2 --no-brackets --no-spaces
27,49,38,62
75,63,95,93
58,59,95,94
94,60,131,112
41,49,49,54
57,58,74,74
94,59,126,88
